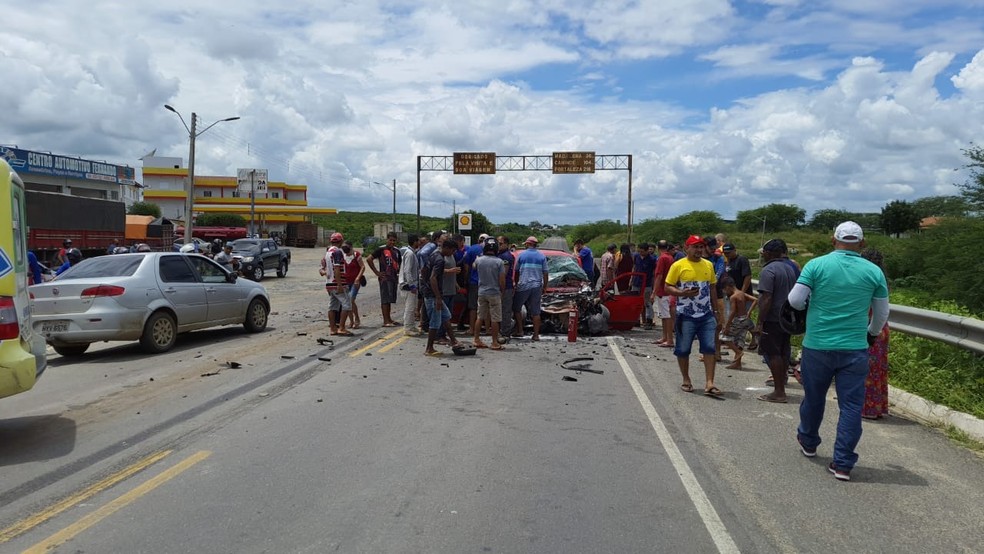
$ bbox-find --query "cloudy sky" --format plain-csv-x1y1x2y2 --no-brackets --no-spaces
3,1,983,225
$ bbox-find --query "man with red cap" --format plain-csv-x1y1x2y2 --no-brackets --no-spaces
512,236,548,340
665,235,724,397
320,232,354,336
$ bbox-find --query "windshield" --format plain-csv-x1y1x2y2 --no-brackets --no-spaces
230,240,261,251
546,253,587,288
54,255,143,279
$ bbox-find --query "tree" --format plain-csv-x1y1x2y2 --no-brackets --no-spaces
127,201,161,218
957,143,984,213
880,200,921,238
809,209,853,231
736,204,806,232
911,195,969,218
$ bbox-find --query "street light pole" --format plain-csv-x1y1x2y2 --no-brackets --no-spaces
372,180,397,235
250,170,256,237
164,104,239,244
760,215,767,248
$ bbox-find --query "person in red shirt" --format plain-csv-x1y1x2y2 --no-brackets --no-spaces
651,239,676,347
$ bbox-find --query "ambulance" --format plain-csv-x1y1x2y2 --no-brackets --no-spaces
0,158,46,399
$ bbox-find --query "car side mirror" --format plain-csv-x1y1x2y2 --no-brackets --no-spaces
226,272,238,283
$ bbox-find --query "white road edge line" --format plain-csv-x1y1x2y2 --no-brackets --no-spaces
608,337,740,554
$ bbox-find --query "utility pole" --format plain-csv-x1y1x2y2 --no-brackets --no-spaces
185,113,197,244
392,178,397,234
250,169,256,237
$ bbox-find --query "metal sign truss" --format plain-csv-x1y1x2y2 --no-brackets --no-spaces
415,154,635,240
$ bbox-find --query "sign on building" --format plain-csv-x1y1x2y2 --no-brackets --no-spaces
458,213,473,230
0,146,136,184
236,168,268,194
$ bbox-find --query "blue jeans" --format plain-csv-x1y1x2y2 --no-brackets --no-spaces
424,297,451,330
797,347,869,470
673,314,717,357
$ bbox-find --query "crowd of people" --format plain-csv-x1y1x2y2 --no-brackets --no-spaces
317,222,890,481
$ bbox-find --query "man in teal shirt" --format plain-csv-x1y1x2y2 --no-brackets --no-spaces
788,221,889,481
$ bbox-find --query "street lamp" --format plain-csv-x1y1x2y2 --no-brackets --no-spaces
371,179,397,234
164,104,240,244
758,215,767,248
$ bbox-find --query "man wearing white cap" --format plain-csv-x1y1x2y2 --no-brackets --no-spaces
787,221,889,481
512,236,548,340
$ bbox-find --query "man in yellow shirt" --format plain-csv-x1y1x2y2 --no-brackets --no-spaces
665,235,724,397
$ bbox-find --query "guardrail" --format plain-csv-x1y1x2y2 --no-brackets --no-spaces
888,305,984,355
749,279,984,355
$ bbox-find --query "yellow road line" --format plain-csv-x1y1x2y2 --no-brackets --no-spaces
22,450,212,554
348,329,404,358
0,450,172,544
378,336,410,353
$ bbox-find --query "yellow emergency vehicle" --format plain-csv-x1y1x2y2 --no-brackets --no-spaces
0,158,46,399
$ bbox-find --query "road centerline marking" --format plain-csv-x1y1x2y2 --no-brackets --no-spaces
608,337,740,554
0,450,172,544
378,335,410,353
348,328,404,357
22,450,212,554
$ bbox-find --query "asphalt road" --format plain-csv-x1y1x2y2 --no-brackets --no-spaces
1,246,983,553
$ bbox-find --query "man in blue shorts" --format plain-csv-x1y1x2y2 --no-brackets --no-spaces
421,238,461,356
788,221,889,481
512,236,548,341
665,235,723,397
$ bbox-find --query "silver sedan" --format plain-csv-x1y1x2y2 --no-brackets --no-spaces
30,252,270,356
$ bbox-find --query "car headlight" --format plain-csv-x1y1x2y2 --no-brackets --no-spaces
242,256,254,263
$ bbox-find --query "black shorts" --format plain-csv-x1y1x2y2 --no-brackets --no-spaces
379,279,398,304
758,321,791,360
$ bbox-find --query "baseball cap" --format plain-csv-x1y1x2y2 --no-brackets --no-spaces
685,235,703,246
704,237,718,248
834,221,863,243
330,232,344,242
656,240,670,250
761,239,787,253
721,242,736,253
524,236,539,245
478,233,490,241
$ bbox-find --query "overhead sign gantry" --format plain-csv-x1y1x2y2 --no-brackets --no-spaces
416,152,635,240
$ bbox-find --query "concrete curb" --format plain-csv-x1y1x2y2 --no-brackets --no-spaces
890,385,984,443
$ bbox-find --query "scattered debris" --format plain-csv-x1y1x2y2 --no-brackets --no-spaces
227,361,241,369
149,377,154,382
317,398,324,403
296,332,308,336
562,376,578,382
318,357,331,362
560,357,604,375
259,392,269,397
316,338,333,346
281,355,295,360
194,354,203,358
201,371,220,377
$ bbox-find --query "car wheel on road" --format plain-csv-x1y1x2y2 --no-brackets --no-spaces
243,298,269,332
140,311,177,353
277,261,288,278
52,343,90,357
251,265,264,281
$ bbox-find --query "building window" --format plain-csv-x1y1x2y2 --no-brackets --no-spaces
270,192,280,199
202,190,213,198
110,190,119,200
232,191,241,198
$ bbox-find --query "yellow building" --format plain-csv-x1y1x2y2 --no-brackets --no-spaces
140,156,336,232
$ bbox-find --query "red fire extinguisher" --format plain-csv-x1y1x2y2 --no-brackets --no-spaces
568,306,578,342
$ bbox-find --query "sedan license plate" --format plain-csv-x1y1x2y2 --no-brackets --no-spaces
41,321,70,333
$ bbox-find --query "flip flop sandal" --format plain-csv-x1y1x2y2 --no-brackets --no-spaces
680,383,694,393
424,351,443,357
757,394,788,403
335,331,354,336
704,387,724,398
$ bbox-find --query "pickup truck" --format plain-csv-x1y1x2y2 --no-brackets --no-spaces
228,238,291,281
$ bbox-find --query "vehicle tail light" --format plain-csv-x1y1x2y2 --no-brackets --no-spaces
80,285,126,298
0,296,19,340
